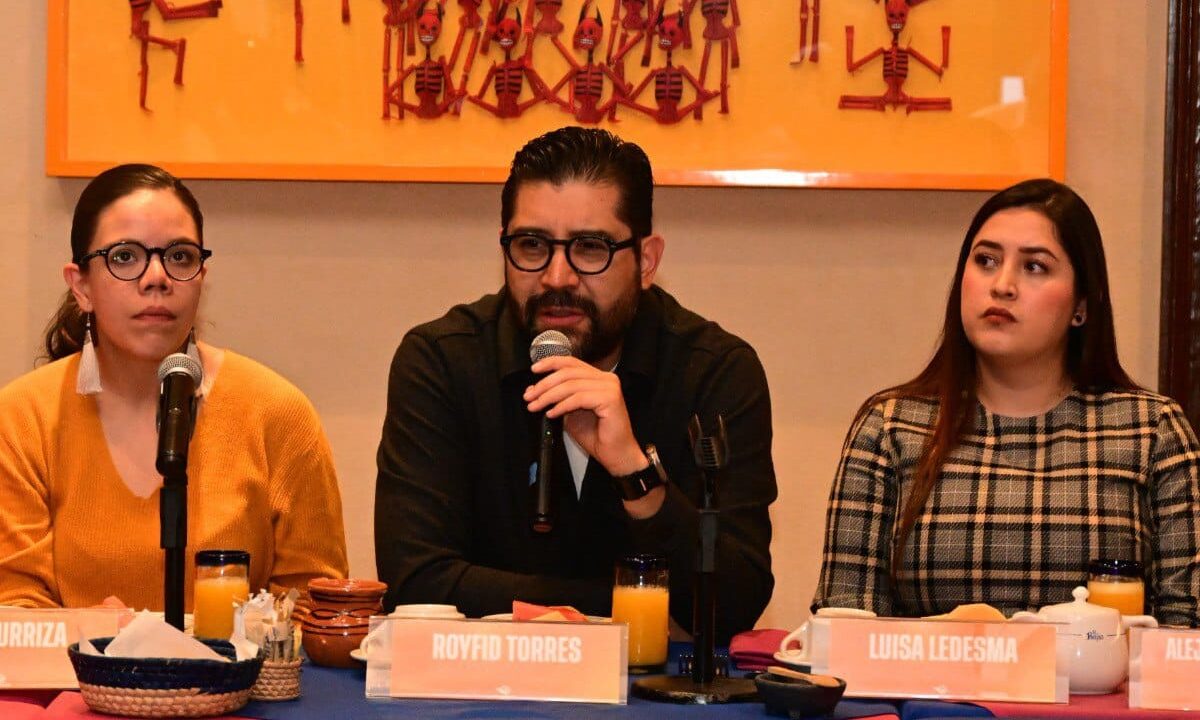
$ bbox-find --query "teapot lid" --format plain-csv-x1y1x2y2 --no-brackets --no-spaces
1035,586,1120,631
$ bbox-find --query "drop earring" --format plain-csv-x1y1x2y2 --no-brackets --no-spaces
1072,313,1086,327
76,312,102,394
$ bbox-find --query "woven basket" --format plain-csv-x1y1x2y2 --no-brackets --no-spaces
249,657,302,701
68,638,264,718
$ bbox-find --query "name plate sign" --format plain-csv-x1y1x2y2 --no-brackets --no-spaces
0,607,127,689
812,618,1063,703
384,619,628,704
1129,627,1200,710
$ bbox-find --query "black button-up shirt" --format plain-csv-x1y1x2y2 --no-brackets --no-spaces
375,285,777,641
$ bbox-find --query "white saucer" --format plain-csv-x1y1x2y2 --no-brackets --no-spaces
773,649,811,670
349,648,367,663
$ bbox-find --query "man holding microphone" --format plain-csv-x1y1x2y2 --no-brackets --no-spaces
374,127,776,642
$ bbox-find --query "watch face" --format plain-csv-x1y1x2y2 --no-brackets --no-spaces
644,444,667,483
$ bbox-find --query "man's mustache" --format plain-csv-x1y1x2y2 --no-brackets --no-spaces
524,290,598,321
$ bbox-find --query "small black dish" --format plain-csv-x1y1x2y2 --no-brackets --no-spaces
754,670,847,719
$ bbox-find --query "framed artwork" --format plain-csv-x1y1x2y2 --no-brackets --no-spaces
46,0,1067,188
1162,0,1200,428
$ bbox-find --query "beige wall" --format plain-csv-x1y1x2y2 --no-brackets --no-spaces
0,3,1167,630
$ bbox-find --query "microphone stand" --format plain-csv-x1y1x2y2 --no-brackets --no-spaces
159,470,188,631
156,377,196,632
631,414,757,704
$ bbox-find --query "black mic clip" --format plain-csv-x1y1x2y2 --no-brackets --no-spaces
632,411,756,702
688,413,728,505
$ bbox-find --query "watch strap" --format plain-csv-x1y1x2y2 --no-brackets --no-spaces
613,445,667,501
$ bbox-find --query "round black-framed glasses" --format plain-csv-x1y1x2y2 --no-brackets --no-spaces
500,233,637,275
76,241,212,282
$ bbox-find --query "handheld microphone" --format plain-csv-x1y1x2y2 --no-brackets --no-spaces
529,330,573,533
155,352,203,478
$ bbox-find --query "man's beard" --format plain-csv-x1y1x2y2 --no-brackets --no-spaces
511,284,641,364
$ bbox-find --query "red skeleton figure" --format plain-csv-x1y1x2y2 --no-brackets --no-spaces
127,0,222,110
840,0,951,113
636,0,699,68
548,2,629,124
481,0,522,53
622,11,716,124
468,7,552,118
389,3,459,118
681,0,738,118
792,0,821,64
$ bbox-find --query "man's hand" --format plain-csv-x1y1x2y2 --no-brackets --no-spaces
526,356,666,517
525,355,645,477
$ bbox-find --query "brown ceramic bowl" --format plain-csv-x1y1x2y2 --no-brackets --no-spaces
302,578,387,668
301,625,368,669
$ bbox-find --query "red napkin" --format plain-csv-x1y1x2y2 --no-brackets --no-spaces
729,628,788,671
511,601,588,622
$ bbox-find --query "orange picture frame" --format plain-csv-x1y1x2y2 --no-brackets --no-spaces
46,0,1067,189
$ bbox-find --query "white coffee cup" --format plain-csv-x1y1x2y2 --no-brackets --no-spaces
361,604,466,659
777,607,877,662
388,604,465,620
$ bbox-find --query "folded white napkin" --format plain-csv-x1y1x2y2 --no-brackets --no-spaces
100,611,228,661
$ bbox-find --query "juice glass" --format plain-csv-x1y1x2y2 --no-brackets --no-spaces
193,550,250,639
612,554,669,672
1087,558,1145,616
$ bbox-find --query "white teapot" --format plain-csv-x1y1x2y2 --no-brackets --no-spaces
1012,586,1157,694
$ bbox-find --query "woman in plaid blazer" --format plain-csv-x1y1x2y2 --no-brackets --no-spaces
814,179,1200,626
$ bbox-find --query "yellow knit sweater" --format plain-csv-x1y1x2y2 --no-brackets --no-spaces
0,351,348,609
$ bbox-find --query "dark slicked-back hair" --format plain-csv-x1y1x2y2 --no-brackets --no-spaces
500,127,653,243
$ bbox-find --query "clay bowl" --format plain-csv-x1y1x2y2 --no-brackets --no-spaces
301,622,371,669
302,578,387,668
755,670,847,718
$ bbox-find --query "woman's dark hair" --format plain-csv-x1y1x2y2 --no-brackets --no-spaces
43,164,204,361
866,178,1139,582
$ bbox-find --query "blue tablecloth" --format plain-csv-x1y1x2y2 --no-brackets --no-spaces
236,644,991,720
238,662,910,719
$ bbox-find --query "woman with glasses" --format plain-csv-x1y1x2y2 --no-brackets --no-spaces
813,179,1200,626
0,164,348,610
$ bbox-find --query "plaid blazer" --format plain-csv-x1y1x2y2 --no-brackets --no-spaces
813,389,1200,626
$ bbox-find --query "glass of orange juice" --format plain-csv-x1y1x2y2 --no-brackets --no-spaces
612,554,669,673
1087,558,1145,616
193,550,250,639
